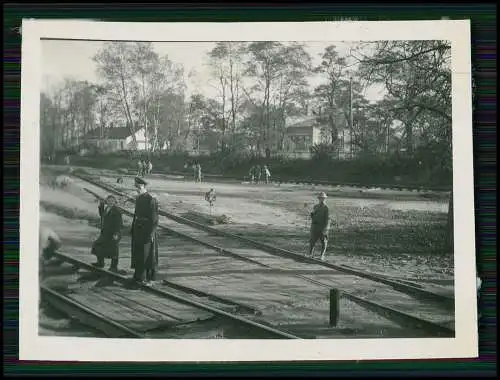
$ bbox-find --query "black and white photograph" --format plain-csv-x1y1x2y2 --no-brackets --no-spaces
20,20,477,362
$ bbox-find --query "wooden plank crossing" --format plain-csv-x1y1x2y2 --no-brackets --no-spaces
67,291,171,332
156,226,455,330
61,281,215,333
102,287,214,323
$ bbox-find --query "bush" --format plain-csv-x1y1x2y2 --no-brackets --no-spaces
310,143,338,161
62,149,452,189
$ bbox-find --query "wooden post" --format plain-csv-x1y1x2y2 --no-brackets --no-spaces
329,288,340,327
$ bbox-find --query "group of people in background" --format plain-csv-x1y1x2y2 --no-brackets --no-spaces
249,165,271,184
137,158,153,177
183,162,203,183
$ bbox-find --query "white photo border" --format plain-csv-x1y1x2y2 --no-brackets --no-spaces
20,19,477,362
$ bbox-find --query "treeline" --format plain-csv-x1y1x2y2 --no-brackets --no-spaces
41,40,452,173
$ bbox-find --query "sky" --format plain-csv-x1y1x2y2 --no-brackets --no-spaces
41,39,385,103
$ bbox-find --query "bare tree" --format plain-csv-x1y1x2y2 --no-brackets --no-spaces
314,45,348,145
94,42,139,147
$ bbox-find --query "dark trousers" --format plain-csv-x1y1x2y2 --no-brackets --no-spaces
132,240,157,282
133,263,156,282
309,227,328,257
92,234,119,269
96,256,119,269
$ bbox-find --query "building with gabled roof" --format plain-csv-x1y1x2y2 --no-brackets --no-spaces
283,116,324,159
82,126,162,153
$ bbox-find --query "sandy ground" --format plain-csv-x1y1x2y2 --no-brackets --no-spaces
38,166,454,337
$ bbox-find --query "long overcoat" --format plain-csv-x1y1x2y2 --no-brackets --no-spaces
130,192,159,271
92,203,123,259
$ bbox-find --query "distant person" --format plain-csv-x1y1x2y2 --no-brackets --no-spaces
255,165,262,184
307,192,330,261
130,177,159,285
196,163,202,183
249,166,255,184
146,159,153,175
64,155,70,166
91,195,123,272
137,159,144,177
205,188,216,207
192,162,198,182
264,165,271,184
205,188,217,215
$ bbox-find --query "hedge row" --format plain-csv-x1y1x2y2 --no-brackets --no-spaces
49,151,452,189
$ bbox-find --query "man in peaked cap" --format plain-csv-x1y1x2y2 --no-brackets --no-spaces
130,176,160,285
308,192,330,260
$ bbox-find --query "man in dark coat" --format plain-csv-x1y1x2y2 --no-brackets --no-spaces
91,195,123,271
130,176,159,284
308,192,330,260
255,165,262,184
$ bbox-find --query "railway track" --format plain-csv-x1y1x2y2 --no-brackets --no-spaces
41,285,144,338
43,252,302,339
73,170,453,305
69,171,455,337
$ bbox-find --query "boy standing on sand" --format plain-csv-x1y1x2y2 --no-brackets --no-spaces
308,192,330,261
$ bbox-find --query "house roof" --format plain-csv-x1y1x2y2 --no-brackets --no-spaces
287,116,315,128
86,126,142,140
286,127,315,135
285,116,323,135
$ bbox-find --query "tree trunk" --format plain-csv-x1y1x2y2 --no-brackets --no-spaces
119,71,137,147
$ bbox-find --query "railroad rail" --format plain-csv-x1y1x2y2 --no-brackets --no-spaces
71,173,454,337
40,285,144,338
49,251,302,340
73,170,454,308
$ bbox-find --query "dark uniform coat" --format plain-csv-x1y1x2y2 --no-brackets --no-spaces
92,202,123,260
130,192,159,272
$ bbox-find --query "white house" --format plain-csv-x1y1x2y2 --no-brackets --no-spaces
83,126,163,153
283,116,324,159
